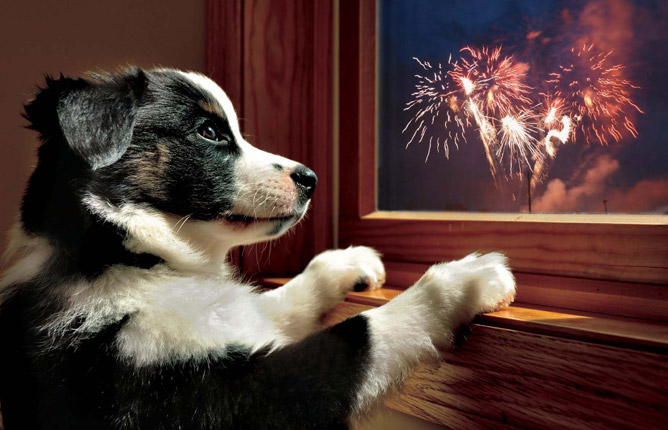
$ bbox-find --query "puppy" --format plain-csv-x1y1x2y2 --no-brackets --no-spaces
0,68,515,430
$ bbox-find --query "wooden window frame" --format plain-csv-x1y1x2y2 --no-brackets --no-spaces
206,0,334,276
337,0,668,320
206,2,667,426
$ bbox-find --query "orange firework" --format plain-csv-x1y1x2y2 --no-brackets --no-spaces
547,44,644,146
402,43,643,188
450,46,534,116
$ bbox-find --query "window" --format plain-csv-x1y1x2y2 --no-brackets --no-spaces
338,0,667,318
377,0,667,215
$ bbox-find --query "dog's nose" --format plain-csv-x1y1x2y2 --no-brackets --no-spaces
290,165,318,199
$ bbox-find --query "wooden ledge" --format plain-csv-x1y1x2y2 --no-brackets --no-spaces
261,277,668,428
365,210,668,225
259,277,668,353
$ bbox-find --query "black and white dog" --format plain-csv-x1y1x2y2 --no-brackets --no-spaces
0,68,516,429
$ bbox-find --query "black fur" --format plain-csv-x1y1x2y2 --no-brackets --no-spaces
0,281,371,430
21,70,163,278
0,69,373,429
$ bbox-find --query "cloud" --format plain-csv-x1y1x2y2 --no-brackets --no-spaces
532,154,668,213
606,179,668,213
577,0,635,58
533,154,619,212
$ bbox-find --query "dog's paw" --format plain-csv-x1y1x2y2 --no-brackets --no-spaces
469,252,516,313
420,252,516,318
477,252,517,312
306,246,386,293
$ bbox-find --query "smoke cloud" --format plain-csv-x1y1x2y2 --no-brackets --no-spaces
577,0,635,59
532,154,668,213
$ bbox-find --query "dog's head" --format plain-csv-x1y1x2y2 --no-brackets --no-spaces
21,68,316,271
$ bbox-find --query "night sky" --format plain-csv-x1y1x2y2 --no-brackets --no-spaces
377,0,668,214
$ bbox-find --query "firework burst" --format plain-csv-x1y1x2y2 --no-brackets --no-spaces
497,110,542,175
402,42,642,190
537,96,572,155
403,57,469,161
467,96,500,183
547,44,643,146
450,46,534,116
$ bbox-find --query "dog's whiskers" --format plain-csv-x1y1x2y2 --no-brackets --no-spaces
173,214,193,235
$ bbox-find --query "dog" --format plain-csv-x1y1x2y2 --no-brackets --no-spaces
0,68,516,429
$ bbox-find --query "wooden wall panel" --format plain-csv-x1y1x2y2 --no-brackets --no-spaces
338,0,376,218
205,0,244,109
326,301,668,430
206,0,244,269
381,260,668,322
207,0,334,276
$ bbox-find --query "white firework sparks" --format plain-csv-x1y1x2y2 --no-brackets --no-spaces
497,111,542,175
403,57,468,161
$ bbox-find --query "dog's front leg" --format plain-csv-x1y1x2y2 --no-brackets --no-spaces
353,252,516,412
258,246,385,342
237,252,514,428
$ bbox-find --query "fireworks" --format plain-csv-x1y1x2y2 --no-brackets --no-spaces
403,43,642,186
450,46,534,116
547,44,643,146
467,96,500,183
544,115,571,157
497,111,541,175
537,96,571,157
403,57,468,161
451,46,537,182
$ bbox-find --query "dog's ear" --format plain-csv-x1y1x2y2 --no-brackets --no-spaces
24,69,148,170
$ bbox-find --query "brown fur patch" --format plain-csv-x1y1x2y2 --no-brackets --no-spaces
156,143,170,176
199,100,225,118
126,142,171,200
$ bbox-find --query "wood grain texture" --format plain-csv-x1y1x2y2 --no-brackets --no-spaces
311,0,335,256
325,301,668,430
381,261,668,322
512,272,668,322
241,0,333,276
339,215,668,285
339,0,376,218
342,292,668,353
336,0,668,289
391,326,668,430
260,276,668,350
206,0,244,269
481,303,668,352
207,0,333,276
205,0,244,109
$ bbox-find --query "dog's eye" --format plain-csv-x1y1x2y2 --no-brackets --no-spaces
197,121,225,143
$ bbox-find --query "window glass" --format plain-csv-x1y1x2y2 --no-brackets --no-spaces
377,0,668,214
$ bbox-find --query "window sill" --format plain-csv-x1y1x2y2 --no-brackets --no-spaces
259,277,667,428
260,277,668,353
365,210,667,225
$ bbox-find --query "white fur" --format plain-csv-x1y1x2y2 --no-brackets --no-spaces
113,271,285,365
178,70,308,239
177,71,244,141
83,193,226,275
22,189,386,365
178,71,299,175
39,245,386,366
354,252,516,412
3,72,516,415
33,263,283,366
19,72,330,366
258,246,385,341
